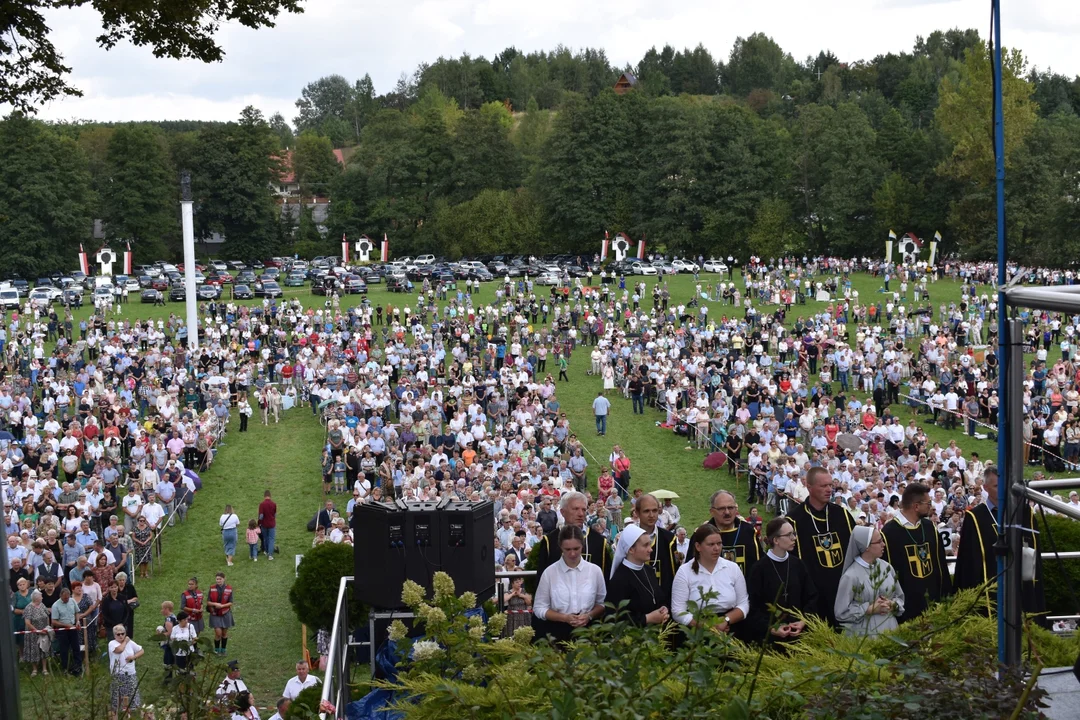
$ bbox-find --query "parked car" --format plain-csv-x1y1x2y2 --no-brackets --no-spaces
702,260,729,274
28,288,55,306
342,276,367,294
92,287,115,305
283,272,306,287
197,284,221,300
140,289,162,304
0,289,20,309
386,276,413,293
253,280,283,299
311,277,339,296
231,284,254,300
535,272,561,286
235,271,257,285
671,259,699,273
168,286,186,302
10,279,28,297
630,261,658,276
61,288,83,307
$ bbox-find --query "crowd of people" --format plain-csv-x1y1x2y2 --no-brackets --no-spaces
7,253,1077,714
2,292,314,717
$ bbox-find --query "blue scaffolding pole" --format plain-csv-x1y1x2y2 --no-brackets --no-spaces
991,0,1013,668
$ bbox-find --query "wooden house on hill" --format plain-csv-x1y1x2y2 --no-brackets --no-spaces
613,73,638,95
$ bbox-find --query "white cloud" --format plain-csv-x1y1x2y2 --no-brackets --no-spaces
8,0,1080,123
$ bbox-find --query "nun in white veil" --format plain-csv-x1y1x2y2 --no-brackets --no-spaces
606,524,671,626
834,525,905,637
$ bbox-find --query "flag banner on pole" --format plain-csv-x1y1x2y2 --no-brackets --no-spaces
601,231,610,261
79,244,89,275
637,236,646,260
124,243,133,275
929,230,941,265
381,234,389,262
341,234,350,264
888,229,897,240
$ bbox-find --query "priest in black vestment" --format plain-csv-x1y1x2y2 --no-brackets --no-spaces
881,483,953,623
686,490,762,579
526,491,610,590
787,467,854,626
954,468,1044,617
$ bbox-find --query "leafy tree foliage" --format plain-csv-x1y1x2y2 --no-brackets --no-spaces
189,106,281,260
101,124,178,259
292,131,340,197
0,114,94,276
1,0,303,113
10,28,1080,269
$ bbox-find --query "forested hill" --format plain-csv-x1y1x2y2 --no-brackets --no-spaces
3,29,1080,277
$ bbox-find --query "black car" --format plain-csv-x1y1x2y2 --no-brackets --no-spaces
386,276,413,293
140,289,162,304
468,268,494,282
10,279,28,297
169,286,186,302
311,276,339,296
232,284,254,300
253,280,282,299
35,277,54,288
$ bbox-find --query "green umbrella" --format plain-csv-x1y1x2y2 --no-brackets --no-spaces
650,489,680,500
318,398,340,410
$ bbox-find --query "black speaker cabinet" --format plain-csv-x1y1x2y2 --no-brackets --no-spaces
351,501,407,609
439,501,495,602
404,502,440,591
352,500,495,609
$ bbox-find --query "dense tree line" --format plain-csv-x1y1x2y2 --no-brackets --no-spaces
3,28,1080,276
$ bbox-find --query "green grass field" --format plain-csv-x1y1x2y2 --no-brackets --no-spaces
18,268,1010,710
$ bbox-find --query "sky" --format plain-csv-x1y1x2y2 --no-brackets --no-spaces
14,0,1080,124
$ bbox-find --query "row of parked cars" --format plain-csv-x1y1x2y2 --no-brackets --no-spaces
0,254,733,311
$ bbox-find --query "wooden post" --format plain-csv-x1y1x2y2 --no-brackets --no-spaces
82,622,90,674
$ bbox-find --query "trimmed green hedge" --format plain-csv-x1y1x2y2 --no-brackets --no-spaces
1039,513,1080,617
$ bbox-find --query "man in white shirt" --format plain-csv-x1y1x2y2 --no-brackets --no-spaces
141,492,165,532
282,660,321,700
267,697,291,720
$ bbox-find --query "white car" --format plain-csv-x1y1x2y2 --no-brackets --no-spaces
0,289,20,309
93,287,115,304
671,259,699,273
414,254,436,265
535,272,561,286
631,261,658,276
210,261,228,273
124,278,141,292
28,288,55,305
703,260,729,274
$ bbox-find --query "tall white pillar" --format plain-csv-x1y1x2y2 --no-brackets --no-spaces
180,171,199,351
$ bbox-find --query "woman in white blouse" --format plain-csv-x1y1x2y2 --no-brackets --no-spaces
671,524,749,635
533,525,607,644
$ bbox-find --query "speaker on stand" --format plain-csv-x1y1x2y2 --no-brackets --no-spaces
439,501,496,602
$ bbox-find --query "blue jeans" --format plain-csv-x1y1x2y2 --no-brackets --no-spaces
631,394,644,414
249,543,258,560
261,526,276,556
595,414,607,434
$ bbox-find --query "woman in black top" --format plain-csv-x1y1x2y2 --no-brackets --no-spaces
746,517,818,644
606,525,670,627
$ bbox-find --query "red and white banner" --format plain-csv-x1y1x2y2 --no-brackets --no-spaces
636,235,646,260
341,234,350,264
79,244,90,275
381,234,389,263
601,231,610,261
124,243,133,275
